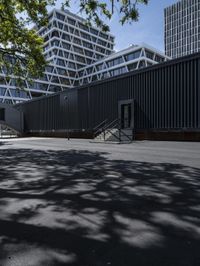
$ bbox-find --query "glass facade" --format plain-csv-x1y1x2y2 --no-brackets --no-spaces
165,0,200,58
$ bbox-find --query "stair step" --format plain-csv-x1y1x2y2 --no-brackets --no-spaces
94,128,133,143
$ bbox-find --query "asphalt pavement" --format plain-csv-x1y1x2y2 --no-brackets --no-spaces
0,138,200,266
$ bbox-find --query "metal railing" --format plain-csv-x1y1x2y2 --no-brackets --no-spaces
93,118,108,138
93,118,133,143
0,124,18,138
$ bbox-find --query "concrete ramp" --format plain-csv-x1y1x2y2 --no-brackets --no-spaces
0,103,24,135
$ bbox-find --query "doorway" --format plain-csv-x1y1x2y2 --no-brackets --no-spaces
118,99,134,129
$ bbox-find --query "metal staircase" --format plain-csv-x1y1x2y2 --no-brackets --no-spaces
93,118,133,144
0,124,18,138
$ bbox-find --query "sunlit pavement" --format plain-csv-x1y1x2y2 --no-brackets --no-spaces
0,138,200,266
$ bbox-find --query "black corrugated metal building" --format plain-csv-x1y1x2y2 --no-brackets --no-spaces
17,52,200,141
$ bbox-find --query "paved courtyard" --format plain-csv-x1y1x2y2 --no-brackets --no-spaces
0,138,200,266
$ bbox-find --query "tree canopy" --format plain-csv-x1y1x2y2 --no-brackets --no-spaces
0,0,149,82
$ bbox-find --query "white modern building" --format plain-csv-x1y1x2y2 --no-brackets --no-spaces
78,43,168,85
0,9,169,104
165,0,200,58
0,9,114,104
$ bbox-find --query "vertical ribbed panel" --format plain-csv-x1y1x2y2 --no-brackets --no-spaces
19,54,200,132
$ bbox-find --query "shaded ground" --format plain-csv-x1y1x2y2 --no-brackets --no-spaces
0,138,200,266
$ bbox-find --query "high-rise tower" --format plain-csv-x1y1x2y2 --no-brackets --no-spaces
165,0,200,58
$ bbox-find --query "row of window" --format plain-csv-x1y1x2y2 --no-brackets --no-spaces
41,21,114,51
165,22,200,32
80,50,164,73
0,88,29,98
167,44,199,53
165,10,200,19
166,35,200,44
165,28,199,37
166,41,200,49
44,37,111,58
43,27,114,50
80,60,152,84
79,58,155,78
54,11,114,42
166,1,200,14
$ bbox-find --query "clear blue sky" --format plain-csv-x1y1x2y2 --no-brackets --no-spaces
54,0,179,52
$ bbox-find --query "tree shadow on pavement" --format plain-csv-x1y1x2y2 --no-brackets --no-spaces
0,148,200,266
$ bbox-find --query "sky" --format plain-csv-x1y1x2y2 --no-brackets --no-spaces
54,0,179,53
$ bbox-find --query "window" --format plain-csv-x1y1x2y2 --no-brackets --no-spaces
68,71,76,77
62,42,70,50
59,78,70,85
86,58,92,64
155,55,165,63
82,41,92,49
62,33,70,41
74,38,81,45
127,63,138,71
90,28,98,36
125,50,141,61
78,22,89,32
138,60,146,68
57,59,65,67
99,32,108,40
51,77,60,84
74,46,84,55
145,50,154,60
96,46,105,53
107,57,123,67
51,40,59,47
68,62,76,70
96,64,103,71
56,12,65,21
67,17,76,25
110,67,126,77
51,31,59,38
75,55,85,63
46,66,53,73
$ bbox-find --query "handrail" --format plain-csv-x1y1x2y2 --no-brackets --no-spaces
120,129,132,142
93,117,134,143
93,118,108,137
103,118,119,131
93,118,108,131
105,128,121,142
115,118,133,142
0,123,19,138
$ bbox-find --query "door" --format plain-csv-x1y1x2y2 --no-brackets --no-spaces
121,103,131,129
118,99,134,129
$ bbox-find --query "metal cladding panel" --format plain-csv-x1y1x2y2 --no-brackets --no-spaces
60,89,79,130
79,56,200,131
18,53,200,132
0,103,23,133
21,91,79,132
83,78,130,129
22,94,60,131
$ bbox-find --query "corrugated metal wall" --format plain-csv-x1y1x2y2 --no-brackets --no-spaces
19,53,200,133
